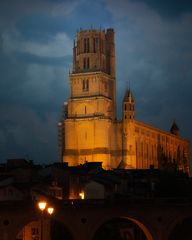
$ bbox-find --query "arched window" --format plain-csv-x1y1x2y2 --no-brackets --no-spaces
86,79,89,90
82,80,85,90
93,38,96,53
84,38,86,53
84,38,90,53
82,79,89,91
87,38,89,52
83,58,90,69
83,58,86,69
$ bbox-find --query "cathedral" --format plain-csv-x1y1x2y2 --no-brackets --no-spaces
59,28,190,174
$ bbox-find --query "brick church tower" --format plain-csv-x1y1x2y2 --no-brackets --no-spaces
62,29,118,168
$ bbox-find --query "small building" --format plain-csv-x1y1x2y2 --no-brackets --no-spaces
84,180,105,199
0,185,24,201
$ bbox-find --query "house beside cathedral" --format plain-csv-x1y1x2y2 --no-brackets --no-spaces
58,28,190,174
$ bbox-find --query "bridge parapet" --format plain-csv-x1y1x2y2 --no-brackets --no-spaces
0,199,192,240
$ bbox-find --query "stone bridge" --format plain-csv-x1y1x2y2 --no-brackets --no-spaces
0,199,192,240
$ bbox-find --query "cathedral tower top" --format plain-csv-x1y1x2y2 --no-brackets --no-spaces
72,28,116,78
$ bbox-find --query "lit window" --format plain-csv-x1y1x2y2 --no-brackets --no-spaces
79,192,85,199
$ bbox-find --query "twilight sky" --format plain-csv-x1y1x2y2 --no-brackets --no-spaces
0,0,192,164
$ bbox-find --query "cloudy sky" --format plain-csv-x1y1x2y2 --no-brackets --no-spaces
0,0,192,164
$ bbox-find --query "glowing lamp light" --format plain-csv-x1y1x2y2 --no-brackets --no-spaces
79,192,85,200
47,207,54,215
38,201,47,211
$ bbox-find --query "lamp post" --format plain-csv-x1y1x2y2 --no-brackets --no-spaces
38,201,47,240
38,201,47,211
37,201,55,240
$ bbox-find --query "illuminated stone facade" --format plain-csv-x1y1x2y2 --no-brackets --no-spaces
60,28,190,174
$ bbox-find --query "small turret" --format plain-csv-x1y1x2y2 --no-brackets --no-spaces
122,88,136,169
123,88,134,121
170,121,179,136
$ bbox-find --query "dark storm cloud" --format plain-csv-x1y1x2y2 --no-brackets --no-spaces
0,0,75,162
15,52,72,66
0,43,69,163
0,0,114,163
131,0,192,18
0,104,58,162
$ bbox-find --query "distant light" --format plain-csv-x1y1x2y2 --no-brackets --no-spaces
38,201,47,211
79,191,85,199
47,207,54,215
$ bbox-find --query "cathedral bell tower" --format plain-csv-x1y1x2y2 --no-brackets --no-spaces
62,29,116,169
122,89,137,168
71,28,116,119
123,89,134,121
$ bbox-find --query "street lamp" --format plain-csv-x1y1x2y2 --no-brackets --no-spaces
38,201,47,211
47,207,54,215
37,201,55,240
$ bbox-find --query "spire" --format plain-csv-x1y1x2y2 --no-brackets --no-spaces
170,120,179,136
123,88,134,103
